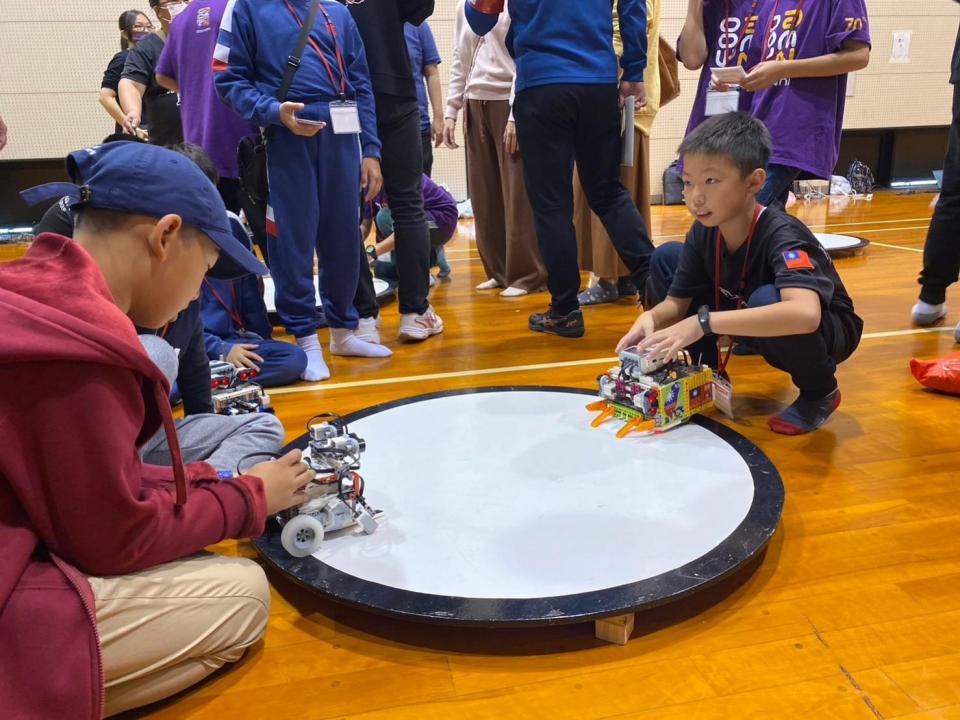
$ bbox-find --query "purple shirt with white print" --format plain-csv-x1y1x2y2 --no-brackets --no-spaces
749,0,871,179
678,0,758,137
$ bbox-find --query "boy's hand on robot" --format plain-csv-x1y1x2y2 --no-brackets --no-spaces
616,312,657,354
248,449,316,515
637,316,704,364
226,343,264,370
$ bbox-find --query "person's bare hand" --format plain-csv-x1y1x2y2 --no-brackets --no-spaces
0,116,7,151
619,80,647,110
432,115,445,147
441,118,458,149
122,111,141,135
740,61,786,92
279,102,324,137
616,311,657,353
247,449,315,515
503,120,519,155
637,315,704,363
225,343,263,370
361,157,383,202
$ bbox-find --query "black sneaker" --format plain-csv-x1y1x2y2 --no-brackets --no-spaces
617,276,638,298
529,308,585,338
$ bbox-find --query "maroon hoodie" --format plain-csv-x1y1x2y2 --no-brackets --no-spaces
0,234,268,719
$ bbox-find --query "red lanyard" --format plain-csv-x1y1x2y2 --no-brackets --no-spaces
714,203,763,375
204,278,245,332
721,0,806,68
721,0,762,67
283,0,348,99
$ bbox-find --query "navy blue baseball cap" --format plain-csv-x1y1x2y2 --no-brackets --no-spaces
20,141,267,279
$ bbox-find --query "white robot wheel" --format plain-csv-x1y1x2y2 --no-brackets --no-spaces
280,514,325,557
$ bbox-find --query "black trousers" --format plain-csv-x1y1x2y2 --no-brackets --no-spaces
919,82,960,305
374,94,431,315
512,83,654,315
648,243,863,400
421,129,434,178
217,176,270,267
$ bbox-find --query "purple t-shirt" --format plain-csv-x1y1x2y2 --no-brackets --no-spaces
750,0,871,179
157,0,257,179
404,22,442,134
368,175,458,239
679,0,758,137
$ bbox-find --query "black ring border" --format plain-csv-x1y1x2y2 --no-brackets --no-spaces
819,233,870,258
253,386,785,627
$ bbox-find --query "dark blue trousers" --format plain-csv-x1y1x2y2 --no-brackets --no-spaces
265,120,362,338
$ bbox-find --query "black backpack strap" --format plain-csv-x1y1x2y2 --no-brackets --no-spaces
277,0,322,102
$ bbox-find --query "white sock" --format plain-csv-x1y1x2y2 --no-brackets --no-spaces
296,334,330,381
476,278,500,290
329,327,392,358
915,300,945,314
500,286,528,297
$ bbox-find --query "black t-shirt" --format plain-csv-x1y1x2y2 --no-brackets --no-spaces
341,0,434,99
102,50,129,93
669,208,858,320
33,201,213,415
103,50,130,134
121,33,184,146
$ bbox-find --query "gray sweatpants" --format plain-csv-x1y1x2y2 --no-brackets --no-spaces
139,335,285,473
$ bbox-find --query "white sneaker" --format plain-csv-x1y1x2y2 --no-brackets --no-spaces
912,301,947,326
398,305,444,342
356,316,382,344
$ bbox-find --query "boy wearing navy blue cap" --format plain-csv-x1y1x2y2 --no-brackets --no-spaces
0,141,316,717
214,0,392,380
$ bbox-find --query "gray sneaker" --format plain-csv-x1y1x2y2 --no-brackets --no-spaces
577,281,618,306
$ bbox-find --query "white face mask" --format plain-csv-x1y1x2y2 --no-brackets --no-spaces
162,2,189,22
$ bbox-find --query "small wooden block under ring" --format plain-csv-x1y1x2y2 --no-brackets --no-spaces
594,613,635,645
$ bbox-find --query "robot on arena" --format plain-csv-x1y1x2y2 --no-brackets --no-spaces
209,360,273,415
588,346,715,437
278,414,381,557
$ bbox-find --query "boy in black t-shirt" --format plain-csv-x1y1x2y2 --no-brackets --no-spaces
617,113,863,435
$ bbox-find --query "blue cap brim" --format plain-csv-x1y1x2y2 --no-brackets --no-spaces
206,214,267,279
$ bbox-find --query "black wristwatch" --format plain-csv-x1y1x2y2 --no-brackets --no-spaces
697,304,714,336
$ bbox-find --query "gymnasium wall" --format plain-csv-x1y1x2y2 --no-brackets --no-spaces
0,1,957,201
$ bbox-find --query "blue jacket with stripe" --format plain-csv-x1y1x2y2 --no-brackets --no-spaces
214,0,381,159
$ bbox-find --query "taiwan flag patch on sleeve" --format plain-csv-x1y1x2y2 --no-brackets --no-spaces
783,249,814,270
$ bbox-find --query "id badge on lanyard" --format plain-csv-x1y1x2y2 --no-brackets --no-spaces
705,89,740,117
330,100,361,134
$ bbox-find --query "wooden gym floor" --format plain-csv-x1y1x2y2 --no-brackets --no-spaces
98,192,960,718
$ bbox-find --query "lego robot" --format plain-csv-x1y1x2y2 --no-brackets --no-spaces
588,346,715,437
278,415,381,558
209,360,272,415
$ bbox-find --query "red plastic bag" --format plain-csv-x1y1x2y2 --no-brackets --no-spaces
911,351,960,395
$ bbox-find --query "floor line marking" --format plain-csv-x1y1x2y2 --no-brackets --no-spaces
269,326,955,396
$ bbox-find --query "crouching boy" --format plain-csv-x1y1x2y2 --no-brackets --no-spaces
618,113,863,434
